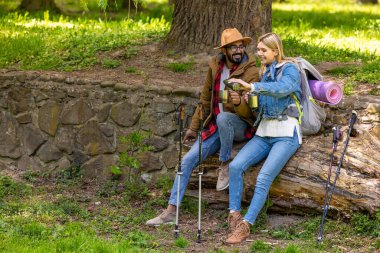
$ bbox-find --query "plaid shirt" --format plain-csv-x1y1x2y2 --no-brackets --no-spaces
201,61,255,140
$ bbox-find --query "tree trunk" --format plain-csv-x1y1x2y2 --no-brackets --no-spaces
186,95,380,218
121,0,142,10
357,0,378,3
19,0,59,12
164,0,272,53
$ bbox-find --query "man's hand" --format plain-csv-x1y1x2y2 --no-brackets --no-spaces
229,91,241,106
242,91,249,103
183,129,197,144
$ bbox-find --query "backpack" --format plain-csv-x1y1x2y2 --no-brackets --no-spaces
277,58,326,135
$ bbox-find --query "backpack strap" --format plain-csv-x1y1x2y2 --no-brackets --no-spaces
290,94,303,125
276,62,303,125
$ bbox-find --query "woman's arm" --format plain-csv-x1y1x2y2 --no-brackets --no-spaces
229,64,301,98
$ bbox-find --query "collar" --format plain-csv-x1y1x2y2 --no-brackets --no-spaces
266,61,278,79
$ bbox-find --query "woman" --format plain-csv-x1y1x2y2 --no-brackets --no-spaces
225,32,302,244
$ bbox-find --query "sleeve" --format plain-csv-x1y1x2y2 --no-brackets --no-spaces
252,64,301,98
189,67,213,131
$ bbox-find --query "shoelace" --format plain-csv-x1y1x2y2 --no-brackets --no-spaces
232,222,249,237
160,210,172,219
228,214,241,231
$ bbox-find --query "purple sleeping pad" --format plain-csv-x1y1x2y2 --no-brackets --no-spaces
308,80,343,105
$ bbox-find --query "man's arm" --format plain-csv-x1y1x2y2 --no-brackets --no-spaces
188,67,213,132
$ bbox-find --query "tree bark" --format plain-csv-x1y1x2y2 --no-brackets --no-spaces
357,0,378,3
164,0,272,53
19,0,59,12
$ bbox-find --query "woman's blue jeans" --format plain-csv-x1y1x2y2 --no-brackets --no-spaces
228,130,301,224
168,112,247,206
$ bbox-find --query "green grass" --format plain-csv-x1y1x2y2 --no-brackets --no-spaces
273,0,380,90
166,61,195,72
0,175,31,200
173,236,189,248
0,11,170,71
250,240,273,253
102,58,121,69
0,169,379,252
125,66,137,73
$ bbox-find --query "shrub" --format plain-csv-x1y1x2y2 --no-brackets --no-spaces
102,59,121,68
250,240,272,253
174,236,188,248
166,61,195,72
0,175,30,200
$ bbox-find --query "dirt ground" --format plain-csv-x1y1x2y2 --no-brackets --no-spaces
3,42,376,95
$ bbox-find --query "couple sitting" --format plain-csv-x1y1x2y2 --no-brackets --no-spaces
146,28,302,244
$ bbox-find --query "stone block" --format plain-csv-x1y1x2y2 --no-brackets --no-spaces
61,99,94,125
38,101,62,136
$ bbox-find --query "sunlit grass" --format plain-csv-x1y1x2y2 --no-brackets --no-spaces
273,2,380,58
272,0,380,89
0,0,378,86
0,11,170,71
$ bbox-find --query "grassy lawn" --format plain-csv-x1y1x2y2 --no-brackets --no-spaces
0,172,379,253
273,0,380,95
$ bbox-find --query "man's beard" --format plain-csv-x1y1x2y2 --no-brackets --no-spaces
227,52,243,64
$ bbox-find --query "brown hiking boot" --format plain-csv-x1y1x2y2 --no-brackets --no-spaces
146,209,175,227
226,220,250,244
227,212,242,236
216,162,229,191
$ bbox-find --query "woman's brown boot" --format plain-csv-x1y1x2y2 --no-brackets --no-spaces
227,212,242,236
226,220,250,244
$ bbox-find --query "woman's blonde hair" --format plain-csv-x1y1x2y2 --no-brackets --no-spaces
257,32,295,75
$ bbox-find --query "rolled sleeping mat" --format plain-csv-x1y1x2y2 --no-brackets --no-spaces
308,80,343,105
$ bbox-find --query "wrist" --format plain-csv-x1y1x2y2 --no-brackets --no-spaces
251,83,256,92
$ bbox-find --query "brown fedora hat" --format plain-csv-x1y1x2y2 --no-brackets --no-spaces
214,28,253,49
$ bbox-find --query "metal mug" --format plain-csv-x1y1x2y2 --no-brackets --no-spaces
248,93,258,108
218,90,229,103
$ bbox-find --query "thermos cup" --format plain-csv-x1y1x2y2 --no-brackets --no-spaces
248,93,258,108
218,90,229,103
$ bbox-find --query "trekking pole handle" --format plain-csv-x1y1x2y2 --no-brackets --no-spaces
349,110,357,129
179,103,185,121
198,102,203,120
333,126,340,144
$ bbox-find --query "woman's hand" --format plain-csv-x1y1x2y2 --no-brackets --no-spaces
228,78,251,91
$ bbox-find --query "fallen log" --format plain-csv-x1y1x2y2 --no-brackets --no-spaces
186,105,380,218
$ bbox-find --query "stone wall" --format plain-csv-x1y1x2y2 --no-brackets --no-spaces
1,71,379,216
0,71,199,181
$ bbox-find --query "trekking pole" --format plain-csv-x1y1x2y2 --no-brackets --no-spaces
174,103,185,239
317,110,357,245
317,125,341,244
197,102,204,243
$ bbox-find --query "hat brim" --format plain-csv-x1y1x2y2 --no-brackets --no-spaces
214,37,253,50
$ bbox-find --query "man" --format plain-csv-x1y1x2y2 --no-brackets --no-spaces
146,28,259,226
